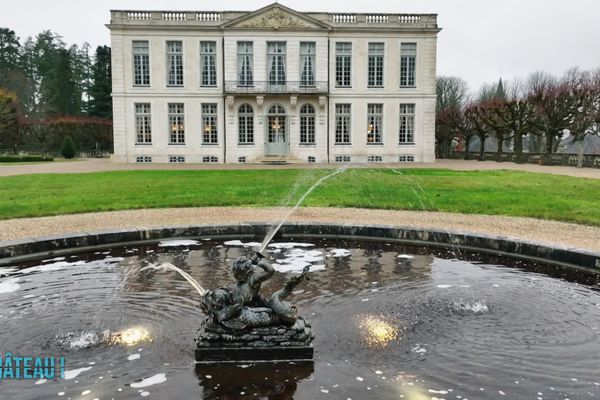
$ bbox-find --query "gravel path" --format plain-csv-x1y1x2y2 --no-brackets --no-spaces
1,207,598,252
1,158,599,179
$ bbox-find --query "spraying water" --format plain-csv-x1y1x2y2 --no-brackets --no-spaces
259,166,348,253
140,263,207,297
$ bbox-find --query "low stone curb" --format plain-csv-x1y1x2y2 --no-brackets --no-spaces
0,223,598,271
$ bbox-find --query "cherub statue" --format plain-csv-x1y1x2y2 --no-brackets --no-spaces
201,252,309,331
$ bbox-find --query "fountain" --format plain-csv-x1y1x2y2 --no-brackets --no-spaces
0,169,599,398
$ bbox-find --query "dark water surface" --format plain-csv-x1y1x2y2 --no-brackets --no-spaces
0,238,599,399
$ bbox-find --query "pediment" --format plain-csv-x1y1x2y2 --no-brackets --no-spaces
222,3,330,31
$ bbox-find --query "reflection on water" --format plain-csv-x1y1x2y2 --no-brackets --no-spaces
195,361,314,400
357,315,401,348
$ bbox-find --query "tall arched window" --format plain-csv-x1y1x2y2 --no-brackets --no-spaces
300,104,315,144
238,104,254,143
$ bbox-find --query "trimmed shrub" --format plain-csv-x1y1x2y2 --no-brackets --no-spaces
0,155,54,162
60,136,76,159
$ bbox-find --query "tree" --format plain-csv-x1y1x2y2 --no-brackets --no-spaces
60,135,76,158
435,76,469,158
526,72,571,157
563,68,600,168
89,46,112,118
0,28,20,71
0,89,20,152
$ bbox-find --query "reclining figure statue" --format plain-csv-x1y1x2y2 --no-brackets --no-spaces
201,253,310,331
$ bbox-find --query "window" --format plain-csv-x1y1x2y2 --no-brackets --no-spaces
335,42,352,87
400,43,417,87
136,156,152,163
238,104,254,144
300,104,315,144
132,41,150,86
368,43,384,87
166,41,183,86
300,42,315,87
367,155,383,163
399,155,415,162
237,42,253,86
335,104,351,144
202,103,218,144
267,42,286,85
135,103,152,144
399,104,415,144
168,103,185,144
367,104,383,144
267,104,286,143
335,155,351,163
202,156,218,163
307,156,316,163
169,156,185,163
238,156,247,163
200,41,217,87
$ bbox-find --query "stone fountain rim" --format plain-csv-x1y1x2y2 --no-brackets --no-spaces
0,222,598,272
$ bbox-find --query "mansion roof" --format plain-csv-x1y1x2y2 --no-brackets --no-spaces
108,3,439,33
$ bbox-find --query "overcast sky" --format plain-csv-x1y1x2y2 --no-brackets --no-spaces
2,0,599,92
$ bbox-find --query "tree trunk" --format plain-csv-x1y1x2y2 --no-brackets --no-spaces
496,134,504,162
478,134,485,160
514,134,524,163
463,136,472,160
577,139,585,168
545,133,554,155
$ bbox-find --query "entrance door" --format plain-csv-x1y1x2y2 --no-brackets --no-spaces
265,105,289,156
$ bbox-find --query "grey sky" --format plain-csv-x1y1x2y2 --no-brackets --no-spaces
2,0,599,93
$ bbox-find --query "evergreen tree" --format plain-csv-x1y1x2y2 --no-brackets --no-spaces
89,46,112,118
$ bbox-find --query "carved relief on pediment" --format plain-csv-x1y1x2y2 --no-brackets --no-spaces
237,9,316,29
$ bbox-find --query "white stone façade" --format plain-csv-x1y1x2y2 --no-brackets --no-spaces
107,3,440,164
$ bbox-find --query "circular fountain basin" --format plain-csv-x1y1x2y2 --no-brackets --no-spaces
0,226,599,399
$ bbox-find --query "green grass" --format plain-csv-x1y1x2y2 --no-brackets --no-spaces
0,168,599,225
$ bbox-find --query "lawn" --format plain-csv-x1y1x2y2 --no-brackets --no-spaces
0,168,599,225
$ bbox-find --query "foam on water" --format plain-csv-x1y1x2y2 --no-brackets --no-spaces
158,240,199,247
130,373,167,388
0,278,20,294
69,331,101,349
64,367,93,380
20,260,87,274
329,249,352,258
223,240,262,247
450,299,489,314
272,248,326,273
128,354,141,361
268,242,315,249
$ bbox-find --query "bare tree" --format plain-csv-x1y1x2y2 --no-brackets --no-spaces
436,76,469,158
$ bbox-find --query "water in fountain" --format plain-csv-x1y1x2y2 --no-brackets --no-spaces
259,165,348,253
140,262,206,297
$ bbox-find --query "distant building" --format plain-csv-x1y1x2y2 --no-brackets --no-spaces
107,3,440,164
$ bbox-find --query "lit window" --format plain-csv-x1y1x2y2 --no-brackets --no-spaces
367,104,383,144
168,103,185,144
202,103,218,144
